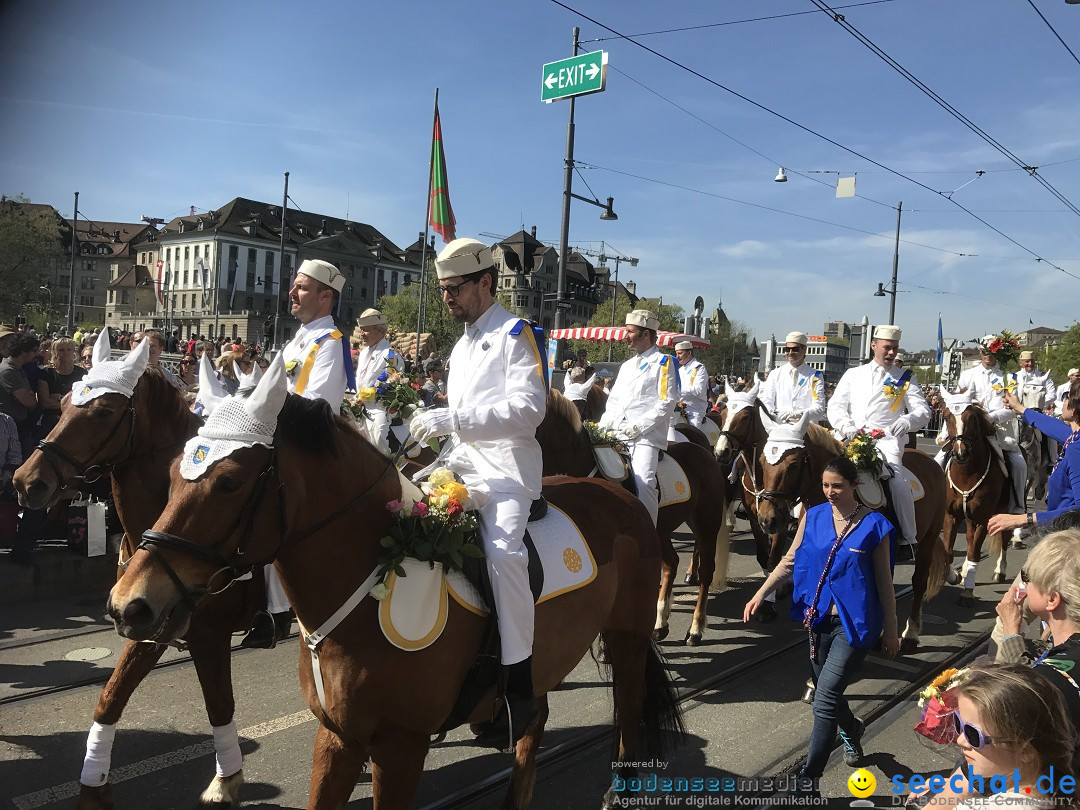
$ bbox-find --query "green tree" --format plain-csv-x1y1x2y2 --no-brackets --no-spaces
0,195,65,326
568,293,685,364
1043,323,1080,381
376,268,463,358
695,318,754,378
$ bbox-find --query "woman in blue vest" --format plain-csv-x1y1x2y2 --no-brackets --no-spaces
743,455,899,793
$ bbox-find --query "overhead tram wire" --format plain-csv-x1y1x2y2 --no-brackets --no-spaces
1024,0,1080,70
549,0,1078,281
903,280,1075,321
808,0,1080,220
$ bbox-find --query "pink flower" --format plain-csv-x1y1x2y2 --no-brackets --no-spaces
385,499,405,513
411,501,429,517
870,428,886,440
446,500,463,517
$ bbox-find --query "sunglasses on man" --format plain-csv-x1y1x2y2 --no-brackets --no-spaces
782,346,804,354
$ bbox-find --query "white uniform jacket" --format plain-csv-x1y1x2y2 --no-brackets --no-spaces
1015,368,1055,410
761,362,826,423
677,358,709,424
356,338,396,391
281,314,348,405
600,345,678,449
441,302,547,498
957,365,1019,438
827,361,931,458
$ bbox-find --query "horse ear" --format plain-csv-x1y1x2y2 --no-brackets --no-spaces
196,353,228,414
747,379,761,400
245,354,288,424
794,410,811,434
758,407,778,433
236,359,263,396
93,328,112,366
123,335,150,379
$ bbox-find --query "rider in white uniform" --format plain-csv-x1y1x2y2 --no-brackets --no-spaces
760,331,826,425
827,325,930,556
598,309,678,525
354,308,396,453
1016,349,1058,463
955,335,1027,515
562,348,597,420
1056,368,1080,418
408,238,547,745
242,258,351,648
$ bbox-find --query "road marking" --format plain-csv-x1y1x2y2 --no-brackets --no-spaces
12,710,314,810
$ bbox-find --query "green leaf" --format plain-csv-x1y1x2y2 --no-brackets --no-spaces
461,544,485,559
380,536,396,548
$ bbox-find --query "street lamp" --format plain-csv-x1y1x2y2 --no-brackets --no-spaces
872,201,903,324
599,252,638,361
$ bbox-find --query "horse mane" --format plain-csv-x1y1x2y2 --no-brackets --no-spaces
275,394,347,457
546,389,583,433
136,367,201,434
963,402,995,438
805,423,843,455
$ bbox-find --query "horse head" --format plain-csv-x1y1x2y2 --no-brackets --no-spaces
941,389,984,464
713,380,763,465
14,336,155,509
752,409,812,539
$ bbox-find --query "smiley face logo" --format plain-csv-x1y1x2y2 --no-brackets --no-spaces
848,768,876,798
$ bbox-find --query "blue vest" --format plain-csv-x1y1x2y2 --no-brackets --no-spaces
790,503,894,649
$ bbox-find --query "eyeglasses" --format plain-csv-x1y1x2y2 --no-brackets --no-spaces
180,360,195,366
782,347,804,354
1020,568,1028,585
437,276,480,298
953,711,996,749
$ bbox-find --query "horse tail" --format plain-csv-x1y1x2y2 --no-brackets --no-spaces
922,524,949,601
632,644,686,758
713,521,732,591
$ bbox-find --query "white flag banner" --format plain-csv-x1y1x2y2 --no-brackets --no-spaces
197,257,208,295
836,175,856,199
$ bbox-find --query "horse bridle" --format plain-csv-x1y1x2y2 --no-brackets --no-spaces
36,402,138,486
137,447,400,616
745,445,811,509
717,408,758,458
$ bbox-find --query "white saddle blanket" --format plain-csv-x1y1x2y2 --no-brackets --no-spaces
658,453,691,507
700,418,721,448
857,470,925,509
379,503,595,651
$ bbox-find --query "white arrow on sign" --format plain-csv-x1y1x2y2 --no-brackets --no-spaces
545,74,558,89
585,63,600,81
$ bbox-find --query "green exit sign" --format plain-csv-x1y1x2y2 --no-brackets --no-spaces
541,51,607,103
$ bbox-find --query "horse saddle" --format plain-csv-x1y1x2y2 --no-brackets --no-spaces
699,418,721,448
377,502,595,652
856,467,925,510
658,453,691,507
592,444,630,482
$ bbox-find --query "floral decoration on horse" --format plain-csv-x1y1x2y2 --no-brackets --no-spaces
373,467,485,599
844,428,885,477
975,330,1022,368
583,420,628,451
915,666,968,744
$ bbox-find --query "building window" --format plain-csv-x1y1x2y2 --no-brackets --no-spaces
245,296,253,310
228,245,239,290
121,290,129,305
184,246,190,259
247,248,257,288
182,294,187,309
183,269,188,285
265,250,275,290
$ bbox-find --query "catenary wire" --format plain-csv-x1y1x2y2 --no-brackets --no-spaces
549,0,1077,279
1024,0,1080,70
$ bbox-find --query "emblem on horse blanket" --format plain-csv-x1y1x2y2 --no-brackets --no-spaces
856,469,925,509
658,453,691,507
378,504,596,651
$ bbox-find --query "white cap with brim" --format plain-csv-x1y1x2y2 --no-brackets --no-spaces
435,238,494,280
356,308,387,328
873,325,901,341
1019,351,1035,361
1069,368,1080,377
296,259,345,292
625,309,659,331
784,331,808,346
674,340,694,351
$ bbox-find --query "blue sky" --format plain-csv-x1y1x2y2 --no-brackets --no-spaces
2,0,1078,352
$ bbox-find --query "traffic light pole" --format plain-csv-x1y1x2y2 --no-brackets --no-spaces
554,27,579,335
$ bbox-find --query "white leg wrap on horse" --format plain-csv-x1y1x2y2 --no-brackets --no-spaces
80,721,116,787
264,563,291,614
213,720,243,778
962,559,979,591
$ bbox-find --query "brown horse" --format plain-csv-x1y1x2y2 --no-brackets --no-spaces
537,391,728,646
13,367,257,809
106,384,683,810
749,412,948,650
940,398,1009,606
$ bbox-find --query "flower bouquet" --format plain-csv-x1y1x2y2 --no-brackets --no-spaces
583,420,626,450
975,330,1021,369
914,667,967,745
674,401,689,419
844,428,885,477
373,467,485,598
348,368,421,424
562,359,576,370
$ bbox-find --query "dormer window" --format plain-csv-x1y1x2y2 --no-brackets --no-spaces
197,218,204,231
247,223,257,236
179,221,185,233
98,245,109,255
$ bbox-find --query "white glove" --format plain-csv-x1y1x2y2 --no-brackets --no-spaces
777,411,797,424
618,423,641,441
410,408,457,443
838,424,857,440
887,418,910,438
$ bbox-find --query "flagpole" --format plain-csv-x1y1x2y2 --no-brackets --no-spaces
275,171,289,352
415,88,438,362
213,258,220,340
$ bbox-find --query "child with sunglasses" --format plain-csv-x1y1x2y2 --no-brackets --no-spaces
912,663,1075,808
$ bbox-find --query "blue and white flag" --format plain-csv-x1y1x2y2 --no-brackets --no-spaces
936,315,943,365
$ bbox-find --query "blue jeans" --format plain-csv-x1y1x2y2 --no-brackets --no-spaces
801,615,868,778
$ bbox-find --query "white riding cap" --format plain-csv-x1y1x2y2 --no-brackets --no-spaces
784,331,808,346
356,308,387,328
674,340,694,351
1019,350,1034,361
297,259,345,292
435,238,493,280
626,309,659,331
873,325,901,341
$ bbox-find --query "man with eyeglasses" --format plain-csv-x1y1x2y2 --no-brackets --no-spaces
828,325,930,559
408,237,548,746
598,309,678,527
354,307,396,452
760,331,825,425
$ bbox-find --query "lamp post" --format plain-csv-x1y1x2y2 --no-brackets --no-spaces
599,252,637,361
873,201,902,324
67,191,79,334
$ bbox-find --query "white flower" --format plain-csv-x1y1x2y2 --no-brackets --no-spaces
370,582,389,601
427,467,455,488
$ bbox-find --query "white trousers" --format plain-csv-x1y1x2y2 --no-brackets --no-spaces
880,443,917,546
629,442,660,526
264,563,290,615
477,494,534,665
363,407,391,454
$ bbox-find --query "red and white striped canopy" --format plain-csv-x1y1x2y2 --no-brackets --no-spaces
549,327,710,349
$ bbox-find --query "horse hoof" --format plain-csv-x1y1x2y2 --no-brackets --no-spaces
754,603,777,623
900,638,919,655
685,633,702,647
199,771,244,807
957,594,975,608
76,782,114,810
684,572,699,586
994,572,1008,584
652,625,669,642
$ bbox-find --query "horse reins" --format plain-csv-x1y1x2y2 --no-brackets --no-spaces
36,402,138,485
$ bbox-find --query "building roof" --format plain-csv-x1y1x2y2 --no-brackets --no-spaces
157,197,412,266
108,264,154,288
497,229,547,273
66,219,155,258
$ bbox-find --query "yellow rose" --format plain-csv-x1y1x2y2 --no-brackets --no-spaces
439,482,469,505
358,387,377,404
284,360,298,375
427,468,455,488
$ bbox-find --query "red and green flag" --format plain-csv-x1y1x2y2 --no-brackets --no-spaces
428,103,456,243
